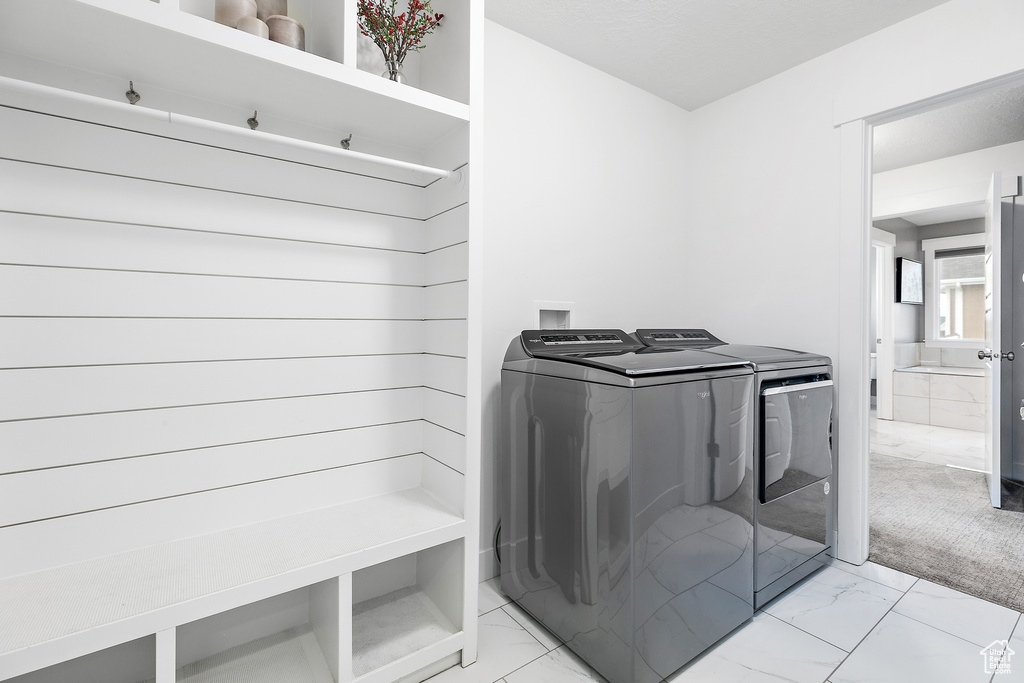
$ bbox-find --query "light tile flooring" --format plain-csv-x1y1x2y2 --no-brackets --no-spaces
870,413,986,471
441,562,1024,683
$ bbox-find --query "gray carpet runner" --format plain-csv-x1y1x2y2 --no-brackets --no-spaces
869,452,1024,612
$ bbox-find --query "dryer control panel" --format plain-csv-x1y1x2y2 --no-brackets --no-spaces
635,328,724,347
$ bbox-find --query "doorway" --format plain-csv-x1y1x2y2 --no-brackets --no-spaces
856,82,1024,607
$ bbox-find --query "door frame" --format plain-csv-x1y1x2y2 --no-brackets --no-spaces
837,77,1024,564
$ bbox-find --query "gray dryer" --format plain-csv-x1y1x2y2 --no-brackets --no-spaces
635,329,834,609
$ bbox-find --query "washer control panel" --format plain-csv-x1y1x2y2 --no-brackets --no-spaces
635,328,724,347
520,329,640,354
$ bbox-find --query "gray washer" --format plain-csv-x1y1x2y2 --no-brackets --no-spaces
500,329,756,683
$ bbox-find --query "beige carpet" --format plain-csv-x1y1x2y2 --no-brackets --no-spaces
869,452,1024,611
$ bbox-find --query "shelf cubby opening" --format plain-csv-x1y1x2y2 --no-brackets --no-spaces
6,636,155,683
175,580,339,683
351,539,463,680
177,0,347,66
353,0,468,105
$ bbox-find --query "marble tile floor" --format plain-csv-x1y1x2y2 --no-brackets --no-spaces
439,561,1024,683
870,412,985,471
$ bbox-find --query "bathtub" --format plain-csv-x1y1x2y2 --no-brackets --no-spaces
892,365,984,431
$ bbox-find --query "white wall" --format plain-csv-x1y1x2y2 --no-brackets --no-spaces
874,140,1024,220
684,0,1024,560
0,100,469,576
479,21,691,576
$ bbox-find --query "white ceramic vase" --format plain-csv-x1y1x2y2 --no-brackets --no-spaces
237,16,269,38
267,15,305,51
214,0,257,28
256,0,287,22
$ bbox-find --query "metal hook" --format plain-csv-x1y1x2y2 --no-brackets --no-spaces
340,134,352,150
246,111,259,130
125,81,140,105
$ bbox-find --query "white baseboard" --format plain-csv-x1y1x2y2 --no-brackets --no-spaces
478,545,498,582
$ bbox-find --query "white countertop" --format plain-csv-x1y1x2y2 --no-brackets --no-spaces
895,365,984,377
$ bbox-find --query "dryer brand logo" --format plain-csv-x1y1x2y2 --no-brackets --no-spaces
798,394,807,401
696,390,711,400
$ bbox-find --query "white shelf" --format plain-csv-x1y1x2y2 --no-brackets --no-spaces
0,488,464,680
0,0,469,153
352,586,457,678
175,625,334,683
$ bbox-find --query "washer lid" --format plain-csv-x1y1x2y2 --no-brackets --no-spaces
633,330,830,369
706,344,831,369
540,347,751,376
519,330,749,376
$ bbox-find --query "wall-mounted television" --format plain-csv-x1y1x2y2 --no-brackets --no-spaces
896,257,923,305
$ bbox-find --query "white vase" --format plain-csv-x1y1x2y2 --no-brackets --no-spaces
214,0,257,28
267,14,305,50
256,0,287,22
237,16,269,39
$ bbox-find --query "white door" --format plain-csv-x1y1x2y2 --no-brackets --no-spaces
983,172,1003,508
871,229,897,420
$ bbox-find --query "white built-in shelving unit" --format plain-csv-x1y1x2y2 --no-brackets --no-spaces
0,0,481,681
2,0,469,153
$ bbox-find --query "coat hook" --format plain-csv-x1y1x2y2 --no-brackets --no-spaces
246,111,259,130
340,134,352,150
125,81,140,105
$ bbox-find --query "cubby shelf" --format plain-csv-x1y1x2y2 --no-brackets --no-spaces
0,0,469,152
0,487,464,680
353,587,458,678
0,1,477,680
175,625,335,683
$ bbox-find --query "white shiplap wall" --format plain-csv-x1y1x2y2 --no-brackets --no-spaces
0,104,469,577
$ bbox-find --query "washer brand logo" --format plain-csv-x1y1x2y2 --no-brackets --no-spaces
798,394,807,400
697,390,711,400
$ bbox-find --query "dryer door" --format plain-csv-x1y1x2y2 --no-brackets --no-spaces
760,379,833,504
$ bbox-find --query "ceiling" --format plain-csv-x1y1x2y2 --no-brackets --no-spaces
484,0,952,112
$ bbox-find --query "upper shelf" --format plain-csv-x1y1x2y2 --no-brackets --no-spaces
0,0,469,153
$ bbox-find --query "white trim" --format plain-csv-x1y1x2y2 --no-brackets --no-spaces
871,228,896,420
923,233,986,347
837,119,872,564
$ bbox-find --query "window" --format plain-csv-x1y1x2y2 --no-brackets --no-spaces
922,233,986,346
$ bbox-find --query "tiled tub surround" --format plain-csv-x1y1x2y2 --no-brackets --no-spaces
893,366,985,431
469,561,1023,683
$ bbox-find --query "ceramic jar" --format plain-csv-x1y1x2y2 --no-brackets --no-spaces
215,0,257,28
256,0,287,22
267,15,305,51
237,16,269,38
